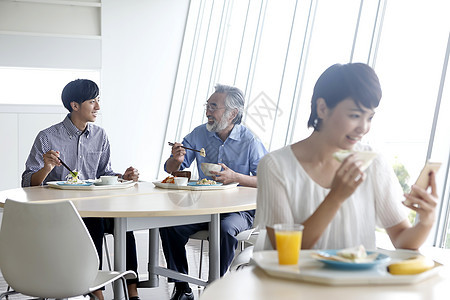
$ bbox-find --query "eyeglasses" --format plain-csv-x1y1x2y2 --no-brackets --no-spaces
204,103,226,112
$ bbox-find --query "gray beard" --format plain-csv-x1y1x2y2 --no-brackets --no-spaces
206,112,231,132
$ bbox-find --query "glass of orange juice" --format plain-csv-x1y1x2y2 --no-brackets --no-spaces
274,223,304,265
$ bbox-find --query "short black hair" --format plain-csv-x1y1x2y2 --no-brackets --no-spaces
307,63,382,130
61,79,99,112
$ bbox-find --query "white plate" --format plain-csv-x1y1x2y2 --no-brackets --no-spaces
252,250,443,286
188,181,223,187
153,181,238,190
55,182,94,187
94,181,124,186
47,180,137,190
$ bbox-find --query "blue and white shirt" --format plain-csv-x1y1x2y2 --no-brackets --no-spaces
22,114,116,187
165,124,268,179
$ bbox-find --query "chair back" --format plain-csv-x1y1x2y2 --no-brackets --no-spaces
0,199,99,298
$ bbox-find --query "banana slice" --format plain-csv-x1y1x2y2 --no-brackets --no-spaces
387,255,435,275
333,150,377,171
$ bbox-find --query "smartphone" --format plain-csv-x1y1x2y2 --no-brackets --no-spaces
409,161,442,197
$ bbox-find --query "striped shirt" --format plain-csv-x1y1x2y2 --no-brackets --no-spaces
22,114,116,187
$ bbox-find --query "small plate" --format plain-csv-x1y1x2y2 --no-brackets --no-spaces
188,181,223,187
56,181,94,186
315,250,390,270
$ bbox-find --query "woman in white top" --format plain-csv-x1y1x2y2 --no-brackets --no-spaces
255,63,438,250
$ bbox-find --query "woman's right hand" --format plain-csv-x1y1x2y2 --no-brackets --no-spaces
329,154,366,202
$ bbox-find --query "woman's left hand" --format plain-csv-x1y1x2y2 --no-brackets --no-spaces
403,172,438,227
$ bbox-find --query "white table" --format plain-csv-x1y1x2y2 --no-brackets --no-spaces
200,247,450,300
0,182,257,299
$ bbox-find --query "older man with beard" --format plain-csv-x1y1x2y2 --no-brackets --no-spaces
161,84,267,300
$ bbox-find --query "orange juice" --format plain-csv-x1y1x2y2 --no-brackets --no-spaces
275,230,302,265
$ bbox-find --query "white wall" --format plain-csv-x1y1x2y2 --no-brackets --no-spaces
0,0,189,187
0,0,190,223
0,34,101,69
0,105,68,227
0,106,69,190
0,0,101,69
101,0,189,181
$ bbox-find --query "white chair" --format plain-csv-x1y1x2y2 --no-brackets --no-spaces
229,228,274,271
0,199,136,300
189,228,256,278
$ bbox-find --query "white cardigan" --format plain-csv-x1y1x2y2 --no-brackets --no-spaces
254,144,408,250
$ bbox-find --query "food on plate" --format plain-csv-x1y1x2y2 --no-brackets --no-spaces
161,176,175,184
200,148,206,157
311,245,379,263
387,255,435,275
333,150,377,171
196,178,217,185
337,245,367,260
65,170,83,184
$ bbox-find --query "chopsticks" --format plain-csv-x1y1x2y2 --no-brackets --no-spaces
168,142,206,157
168,142,199,153
58,157,77,177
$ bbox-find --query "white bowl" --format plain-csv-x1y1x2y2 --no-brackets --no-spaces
200,163,221,176
100,175,119,185
174,177,188,186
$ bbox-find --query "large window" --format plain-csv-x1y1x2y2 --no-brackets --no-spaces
163,0,450,247
371,1,450,247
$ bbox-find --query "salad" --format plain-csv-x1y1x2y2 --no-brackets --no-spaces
196,178,217,185
65,170,83,184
